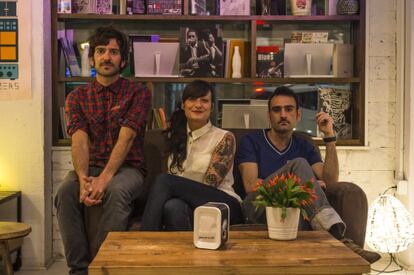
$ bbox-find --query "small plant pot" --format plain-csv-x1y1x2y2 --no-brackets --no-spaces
290,0,312,16
266,207,300,240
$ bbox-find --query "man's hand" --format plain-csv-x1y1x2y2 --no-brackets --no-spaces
316,112,335,137
79,176,92,203
86,174,112,203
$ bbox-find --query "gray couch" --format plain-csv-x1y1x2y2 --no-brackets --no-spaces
85,128,368,257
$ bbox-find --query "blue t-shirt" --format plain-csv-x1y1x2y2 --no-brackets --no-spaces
235,130,322,179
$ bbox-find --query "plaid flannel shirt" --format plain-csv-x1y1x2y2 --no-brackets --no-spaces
65,77,151,170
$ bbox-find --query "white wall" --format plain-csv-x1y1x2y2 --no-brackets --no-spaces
333,0,397,204
0,0,53,269
399,0,414,268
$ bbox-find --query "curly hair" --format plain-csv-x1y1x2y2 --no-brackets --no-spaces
88,25,129,70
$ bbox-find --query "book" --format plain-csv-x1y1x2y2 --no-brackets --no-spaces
256,46,284,78
58,0,72,13
291,32,329,43
158,107,168,129
191,0,207,15
58,37,81,77
96,0,113,14
318,87,352,139
126,0,146,14
147,0,182,14
133,0,146,13
60,106,69,139
179,26,224,77
219,0,250,15
153,108,162,128
325,0,338,15
72,0,96,13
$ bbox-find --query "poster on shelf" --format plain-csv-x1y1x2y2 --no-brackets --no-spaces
318,87,352,139
0,0,32,100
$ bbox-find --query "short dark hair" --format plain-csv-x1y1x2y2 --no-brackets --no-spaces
267,86,300,111
182,79,215,103
88,26,129,69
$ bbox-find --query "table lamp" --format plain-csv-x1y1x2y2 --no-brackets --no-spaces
366,188,414,272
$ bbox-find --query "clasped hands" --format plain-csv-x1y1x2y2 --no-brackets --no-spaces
79,175,110,206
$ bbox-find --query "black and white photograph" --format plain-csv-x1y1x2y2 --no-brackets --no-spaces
179,26,224,77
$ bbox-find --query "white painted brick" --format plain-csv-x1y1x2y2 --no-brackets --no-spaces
368,123,396,148
368,56,396,80
369,11,396,34
368,33,396,57
368,0,396,15
53,240,65,259
368,102,396,125
368,79,396,103
52,150,73,170
340,148,395,171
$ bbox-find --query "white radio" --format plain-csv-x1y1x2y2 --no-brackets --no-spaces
193,202,229,250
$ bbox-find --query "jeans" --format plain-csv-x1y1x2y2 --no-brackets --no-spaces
163,198,193,231
140,173,243,231
54,166,144,275
242,158,345,234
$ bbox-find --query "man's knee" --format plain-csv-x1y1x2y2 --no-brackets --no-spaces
289,157,310,168
55,172,79,208
105,168,144,202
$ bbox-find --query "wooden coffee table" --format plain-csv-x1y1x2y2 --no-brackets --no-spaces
89,231,370,275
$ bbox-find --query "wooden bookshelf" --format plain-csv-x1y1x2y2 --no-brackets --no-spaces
51,0,366,146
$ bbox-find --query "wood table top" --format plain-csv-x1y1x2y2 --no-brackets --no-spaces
0,222,31,240
89,230,370,275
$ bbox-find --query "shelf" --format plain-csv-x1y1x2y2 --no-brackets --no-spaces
58,14,253,22
57,14,360,22
56,137,363,147
58,77,361,84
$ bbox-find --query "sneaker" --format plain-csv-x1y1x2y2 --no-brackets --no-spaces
340,238,381,264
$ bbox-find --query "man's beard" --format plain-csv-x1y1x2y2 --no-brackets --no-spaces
96,62,120,77
272,120,292,134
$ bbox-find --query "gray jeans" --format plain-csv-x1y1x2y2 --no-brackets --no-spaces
54,166,144,275
242,158,345,233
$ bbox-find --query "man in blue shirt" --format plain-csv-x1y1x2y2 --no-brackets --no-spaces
235,86,380,264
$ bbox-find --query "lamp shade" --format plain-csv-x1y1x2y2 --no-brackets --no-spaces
366,194,414,253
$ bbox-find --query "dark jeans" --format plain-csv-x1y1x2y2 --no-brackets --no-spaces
54,166,144,275
242,158,345,234
140,173,243,231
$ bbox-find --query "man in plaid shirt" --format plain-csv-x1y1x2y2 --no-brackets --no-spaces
55,26,151,275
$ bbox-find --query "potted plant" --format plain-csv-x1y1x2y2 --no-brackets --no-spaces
253,173,317,240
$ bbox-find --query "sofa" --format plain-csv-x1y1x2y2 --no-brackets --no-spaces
85,128,368,256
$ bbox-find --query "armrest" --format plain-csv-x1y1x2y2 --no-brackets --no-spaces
324,181,368,247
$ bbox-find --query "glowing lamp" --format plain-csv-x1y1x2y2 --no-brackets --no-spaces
366,194,414,253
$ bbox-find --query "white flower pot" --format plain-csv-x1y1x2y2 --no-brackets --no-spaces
266,207,300,240
290,0,312,16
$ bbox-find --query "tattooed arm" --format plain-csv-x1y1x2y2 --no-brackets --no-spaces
204,132,236,187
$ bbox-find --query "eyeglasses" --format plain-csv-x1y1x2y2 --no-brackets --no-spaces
94,47,121,57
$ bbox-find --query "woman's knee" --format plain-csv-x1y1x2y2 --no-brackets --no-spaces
163,198,191,216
